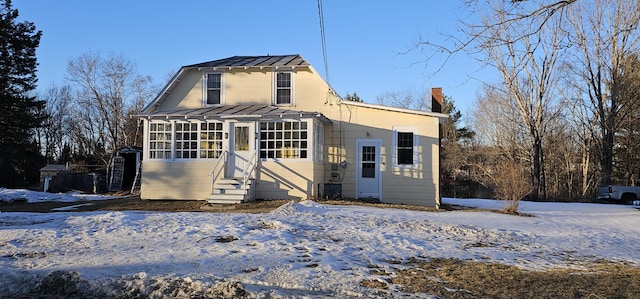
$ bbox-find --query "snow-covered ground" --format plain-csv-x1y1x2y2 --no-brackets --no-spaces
1,190,639,298
0,187,117,203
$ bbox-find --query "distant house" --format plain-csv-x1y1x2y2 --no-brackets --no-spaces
138,55,447,207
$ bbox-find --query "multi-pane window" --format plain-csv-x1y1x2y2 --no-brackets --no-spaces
149,123,172,159
200,122,223,158
397,132,414,165
260,121,308,159
206,73,221,105
314,122,324,162
175,122,198,159
148,121,224,160
361,146,376,178
275,72,291,105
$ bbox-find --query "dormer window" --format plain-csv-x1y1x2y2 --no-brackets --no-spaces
275,72,292,105
205,73,222,105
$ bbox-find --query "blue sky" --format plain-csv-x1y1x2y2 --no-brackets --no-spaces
14,0,492,115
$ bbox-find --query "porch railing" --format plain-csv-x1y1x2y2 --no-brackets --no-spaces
242,150,259,193
209,150,228,194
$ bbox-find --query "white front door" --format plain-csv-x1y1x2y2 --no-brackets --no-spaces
227,122,255,178
356,139,381,199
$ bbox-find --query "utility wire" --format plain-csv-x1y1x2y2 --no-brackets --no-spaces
318,0,330,84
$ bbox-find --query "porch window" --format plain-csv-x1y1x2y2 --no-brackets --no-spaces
314,122,324,162
175,122,198,159
259,121,308,159
206,73,222,105
200,122,223,158
149,123,172,159
147,121,224,160
275,72,292,105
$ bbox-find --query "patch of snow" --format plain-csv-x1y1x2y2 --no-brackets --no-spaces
0,188,119,203
51,203,95,211
0,190,638,297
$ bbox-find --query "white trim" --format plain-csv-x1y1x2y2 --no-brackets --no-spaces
257,118,313,162
142,68,189,113
340,100,448,121
146,120,175,161
392,126,419,168
356,139,382,200
313,120,324,163
142,119,150,160
146,119,226,162
203,72,225,106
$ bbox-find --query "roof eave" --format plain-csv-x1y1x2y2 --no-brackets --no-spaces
141,67,192,114
338,100,449,122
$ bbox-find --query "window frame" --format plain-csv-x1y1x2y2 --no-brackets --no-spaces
200,121,224,159
273,70,294,106
146,120,224,161
147,121,173,160
174,122,199,159
259,119,312,161
392,127,419,168
203,72,224,106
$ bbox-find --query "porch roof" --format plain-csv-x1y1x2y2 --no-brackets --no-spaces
138,105,332,124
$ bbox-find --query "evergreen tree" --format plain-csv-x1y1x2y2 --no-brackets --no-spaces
440,95,476,197
344,92,363,102
0,0,44,187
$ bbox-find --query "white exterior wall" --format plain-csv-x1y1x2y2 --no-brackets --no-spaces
319,105,440,207
256,161,323,200
141,160,214,200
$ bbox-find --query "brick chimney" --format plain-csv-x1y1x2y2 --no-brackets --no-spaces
431,87,443,113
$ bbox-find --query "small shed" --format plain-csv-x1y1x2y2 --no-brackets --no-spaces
40,164,68,192
108,146,142,193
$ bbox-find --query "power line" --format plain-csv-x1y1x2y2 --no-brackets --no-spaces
317,0,329,84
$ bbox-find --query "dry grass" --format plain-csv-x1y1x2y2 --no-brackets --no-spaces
374,257,640,299
4,197,638,297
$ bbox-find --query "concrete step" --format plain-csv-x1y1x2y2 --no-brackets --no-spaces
206,198,244,205
207,193,246,205
215,181,252,190
212,189,246,195
217,178,252,185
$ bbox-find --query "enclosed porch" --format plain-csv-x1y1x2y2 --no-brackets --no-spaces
139,105,331,204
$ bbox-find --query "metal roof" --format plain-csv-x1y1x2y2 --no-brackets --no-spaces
139,105,332,124
185,55,309,69
40,165,68,172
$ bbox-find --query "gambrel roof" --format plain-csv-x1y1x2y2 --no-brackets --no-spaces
142,55,311,114
185,55,309,69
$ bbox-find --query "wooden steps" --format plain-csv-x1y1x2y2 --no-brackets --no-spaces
207,178,253,205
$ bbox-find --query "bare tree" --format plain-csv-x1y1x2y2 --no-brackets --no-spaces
35,85,72,163
124,75,157,147
66,52,135,156
558,71,600,198
493,157,533,213
65,52,157,164
411,0,576,76
478,1,566,200
470,84,532,203
563,0,640,186
376,87,431,111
